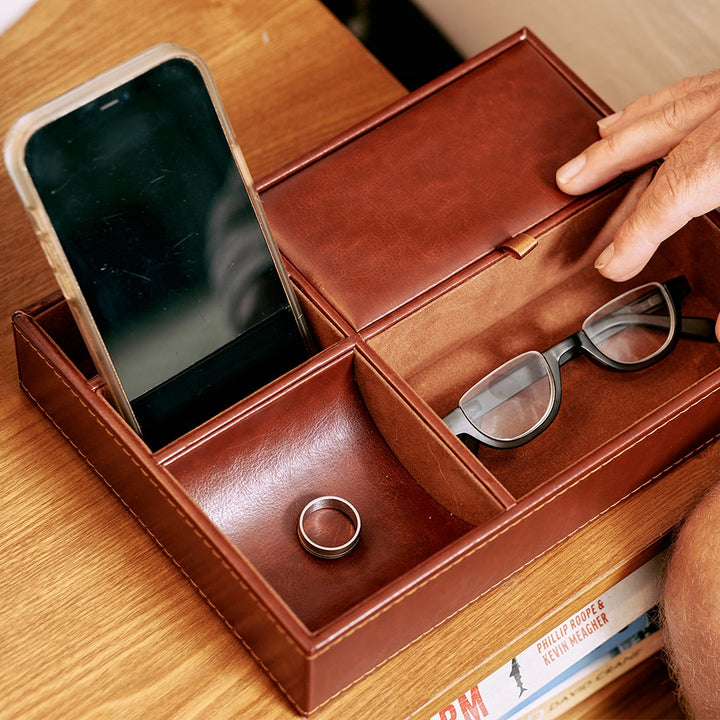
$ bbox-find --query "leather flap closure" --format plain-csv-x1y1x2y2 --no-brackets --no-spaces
260,30,609,331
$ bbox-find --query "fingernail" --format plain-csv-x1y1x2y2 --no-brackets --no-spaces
557,153,587,185
597,111,622,131
595,243,615,271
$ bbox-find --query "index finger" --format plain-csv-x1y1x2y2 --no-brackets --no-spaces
598,70,720,136
557,82,720,195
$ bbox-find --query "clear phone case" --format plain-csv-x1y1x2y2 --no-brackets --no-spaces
4,44,312,446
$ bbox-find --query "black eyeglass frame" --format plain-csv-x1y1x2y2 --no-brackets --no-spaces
443,276,717,449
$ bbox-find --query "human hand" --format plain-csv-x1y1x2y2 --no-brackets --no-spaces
555,70,720,290
555,71,720,338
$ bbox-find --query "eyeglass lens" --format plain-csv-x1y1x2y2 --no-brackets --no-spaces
582,283,674,364
459,351,555,442
458,283,674,443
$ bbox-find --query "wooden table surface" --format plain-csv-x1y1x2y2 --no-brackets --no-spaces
0,2,691,719
0,2,406,717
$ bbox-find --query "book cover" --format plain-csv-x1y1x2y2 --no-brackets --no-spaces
505,608,662,720
419,553,664,720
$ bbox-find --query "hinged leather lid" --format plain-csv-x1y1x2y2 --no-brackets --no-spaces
260,30,610,331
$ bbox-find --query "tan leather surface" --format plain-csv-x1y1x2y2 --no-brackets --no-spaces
15,271,720,712
370,189,720,499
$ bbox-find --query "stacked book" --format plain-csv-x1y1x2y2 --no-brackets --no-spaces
423,553,665,720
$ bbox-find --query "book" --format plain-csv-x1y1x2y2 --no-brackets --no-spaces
505,608,662,720
422,553,664,720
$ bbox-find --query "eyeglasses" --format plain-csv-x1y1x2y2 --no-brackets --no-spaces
443,276,717,449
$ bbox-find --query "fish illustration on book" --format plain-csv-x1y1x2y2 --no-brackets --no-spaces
510,657,527,698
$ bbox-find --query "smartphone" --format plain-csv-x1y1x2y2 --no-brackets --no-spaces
5,44,313,449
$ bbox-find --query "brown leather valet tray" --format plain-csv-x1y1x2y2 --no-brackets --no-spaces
12,29,720,715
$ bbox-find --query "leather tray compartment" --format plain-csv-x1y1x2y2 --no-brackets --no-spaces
13,294,512,714
369,185,720,501
160,347,493,633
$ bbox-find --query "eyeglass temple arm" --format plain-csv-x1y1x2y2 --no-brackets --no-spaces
680,316,718,341
664,276,717,340
666,275,691,304
592,312,717,340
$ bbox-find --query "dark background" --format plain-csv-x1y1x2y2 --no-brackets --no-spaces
321,0,463,90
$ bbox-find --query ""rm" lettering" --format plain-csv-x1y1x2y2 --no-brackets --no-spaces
437,685,489,720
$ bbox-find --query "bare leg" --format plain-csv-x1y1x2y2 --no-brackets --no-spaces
662,485,720,719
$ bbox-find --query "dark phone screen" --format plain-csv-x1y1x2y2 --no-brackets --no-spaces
25,58,309,448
